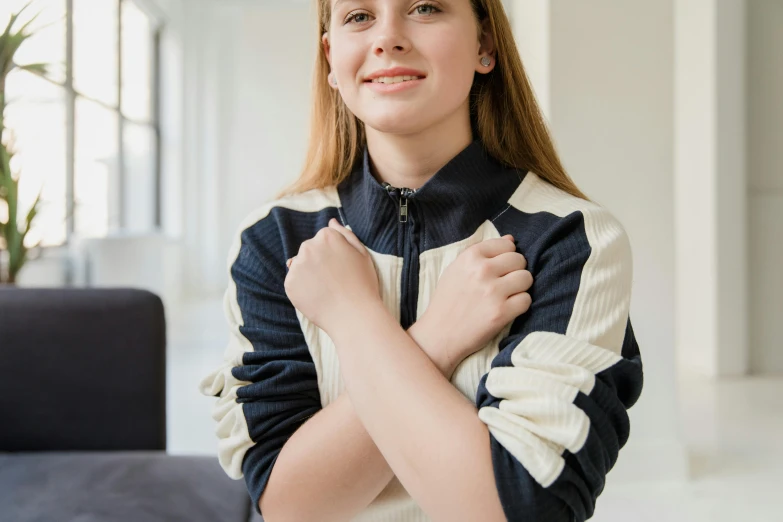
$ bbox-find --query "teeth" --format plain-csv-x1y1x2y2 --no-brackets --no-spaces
371,75,422,84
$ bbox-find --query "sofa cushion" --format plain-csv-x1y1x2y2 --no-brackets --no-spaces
0,288,166,452
0,452,257,522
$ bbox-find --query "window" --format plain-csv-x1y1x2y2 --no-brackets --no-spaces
1,0,161,247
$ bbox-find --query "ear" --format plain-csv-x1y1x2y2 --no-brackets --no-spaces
322,31,332,66
476,18,496,74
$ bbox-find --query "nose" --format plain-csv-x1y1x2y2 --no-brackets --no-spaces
372,15,411,57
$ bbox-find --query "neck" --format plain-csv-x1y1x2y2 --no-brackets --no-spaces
363,100,473,190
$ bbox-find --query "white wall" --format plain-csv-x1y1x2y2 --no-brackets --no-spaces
546,0,687,482
747,0,783,374
175,0,316,295
219,4,316,287
674,0,749,379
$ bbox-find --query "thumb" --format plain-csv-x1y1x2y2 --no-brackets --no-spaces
328,218,367,254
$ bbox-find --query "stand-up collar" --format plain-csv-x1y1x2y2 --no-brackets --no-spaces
337,138,526,255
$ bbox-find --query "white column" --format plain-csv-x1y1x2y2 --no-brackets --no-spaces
674,0,748,377
508,0,551,119
747,0,783,374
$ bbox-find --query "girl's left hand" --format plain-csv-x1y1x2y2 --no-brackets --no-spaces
284,218,381,334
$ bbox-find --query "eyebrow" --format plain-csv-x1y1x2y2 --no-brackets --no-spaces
333,0,352,11
333,0,369,13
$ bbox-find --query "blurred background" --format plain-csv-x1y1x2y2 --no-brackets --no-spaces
0,0,780,521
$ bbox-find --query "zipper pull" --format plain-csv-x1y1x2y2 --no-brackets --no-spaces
381,183,414,223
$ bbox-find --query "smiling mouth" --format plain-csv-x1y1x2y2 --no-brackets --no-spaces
365,75,425,84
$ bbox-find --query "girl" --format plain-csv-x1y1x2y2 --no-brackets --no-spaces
200,1,643,521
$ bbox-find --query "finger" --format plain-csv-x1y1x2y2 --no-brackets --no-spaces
498,269,534,296
503,291,532,318
328,218,367,254
488,251,528,276
286,257,294,269
475,235,517,258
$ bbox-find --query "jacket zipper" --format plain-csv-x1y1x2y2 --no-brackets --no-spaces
382,182,420,329
382,182,416,222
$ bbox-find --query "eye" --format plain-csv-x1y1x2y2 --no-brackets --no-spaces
413,3,441,16
344,10,372,24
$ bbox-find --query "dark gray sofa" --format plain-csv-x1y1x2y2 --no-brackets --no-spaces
0,288,259,522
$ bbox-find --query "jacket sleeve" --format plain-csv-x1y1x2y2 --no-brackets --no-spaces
476,207,643,522
199,212,322,515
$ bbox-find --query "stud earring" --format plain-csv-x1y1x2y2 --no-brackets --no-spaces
329,74,337,86
480,56,492,67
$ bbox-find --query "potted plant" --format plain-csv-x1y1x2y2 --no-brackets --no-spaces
0,1,49,284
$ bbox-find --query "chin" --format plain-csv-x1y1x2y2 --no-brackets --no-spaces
361,111,434,136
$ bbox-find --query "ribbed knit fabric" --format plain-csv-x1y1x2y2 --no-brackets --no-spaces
199,139,644,521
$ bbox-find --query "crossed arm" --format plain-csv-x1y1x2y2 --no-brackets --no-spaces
259,315,506,522
260,308,505,522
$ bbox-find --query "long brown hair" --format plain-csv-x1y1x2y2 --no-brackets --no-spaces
277,0,588,201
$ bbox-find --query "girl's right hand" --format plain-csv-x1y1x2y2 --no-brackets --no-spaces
409,235,533,379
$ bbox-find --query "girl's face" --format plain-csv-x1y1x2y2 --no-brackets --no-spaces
323,0,494,135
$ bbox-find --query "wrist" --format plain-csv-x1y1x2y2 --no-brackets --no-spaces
324,296,387,339
407,318,457,380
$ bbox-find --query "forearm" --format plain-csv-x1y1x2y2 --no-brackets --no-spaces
260,323,457,521
260,391,394,522
407,322,460,381
328,302,506,522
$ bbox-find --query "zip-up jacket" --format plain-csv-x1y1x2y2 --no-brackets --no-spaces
199,138,644,521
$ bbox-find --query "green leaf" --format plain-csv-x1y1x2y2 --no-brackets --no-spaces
16,62,48,75
1,1,34,39
0,145,14,195
0,145,13,195
23,188,41,236
15,9,42,38
1,4,37,76
7,226,24,276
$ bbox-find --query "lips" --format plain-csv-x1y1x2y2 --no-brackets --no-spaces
364,66,427,82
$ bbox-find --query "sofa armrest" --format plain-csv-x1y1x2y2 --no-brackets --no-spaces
0,288,166,451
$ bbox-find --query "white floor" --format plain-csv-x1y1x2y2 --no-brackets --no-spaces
595,376,783,522
166,297,783,522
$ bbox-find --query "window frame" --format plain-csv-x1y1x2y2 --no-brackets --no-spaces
54,0,163,244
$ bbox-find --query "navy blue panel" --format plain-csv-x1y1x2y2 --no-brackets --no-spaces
337,152,400,256
621,318,641,361
409,141,524,250
475,206,644,522
399,199,422,330
261,205,344,263
337,139,525,255
228,211,328,516
488,435,573,521
492,207,592,300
